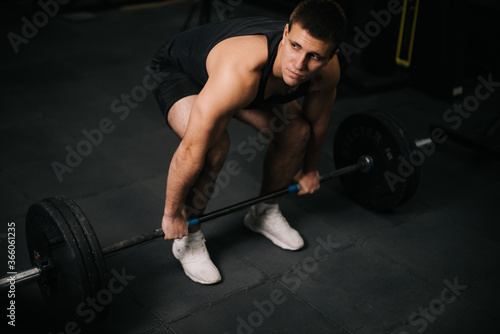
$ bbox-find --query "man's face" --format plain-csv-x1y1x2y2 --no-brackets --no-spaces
280,23,336,87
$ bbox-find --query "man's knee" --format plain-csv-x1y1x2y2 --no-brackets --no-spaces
278,115,310,147
282,103,309,138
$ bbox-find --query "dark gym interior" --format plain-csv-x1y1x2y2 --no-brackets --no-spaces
1,0,499,333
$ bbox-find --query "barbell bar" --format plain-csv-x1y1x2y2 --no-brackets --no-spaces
0,148,430,287
0,110,435,326
102,155,373,255
0,154,374,290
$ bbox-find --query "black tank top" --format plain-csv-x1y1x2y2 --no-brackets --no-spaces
151,17,311,109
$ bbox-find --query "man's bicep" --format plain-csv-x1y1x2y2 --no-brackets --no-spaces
183,71,258,150
201,62,259,111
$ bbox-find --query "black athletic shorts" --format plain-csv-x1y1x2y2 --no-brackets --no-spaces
152,63,203,122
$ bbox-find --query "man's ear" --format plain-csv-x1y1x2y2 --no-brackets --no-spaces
329,48,340,59
282,24,289,45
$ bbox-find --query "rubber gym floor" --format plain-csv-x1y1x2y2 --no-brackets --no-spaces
1,0,499,333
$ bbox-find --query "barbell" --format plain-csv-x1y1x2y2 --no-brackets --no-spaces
0,110,434,327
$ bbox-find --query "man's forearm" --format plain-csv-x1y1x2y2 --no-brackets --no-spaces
164,143,204,217
302,124,328,173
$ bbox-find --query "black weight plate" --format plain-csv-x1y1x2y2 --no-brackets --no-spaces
46,197,110,321
25,197,108,327
374,112,421,205
334,111,418,212
59,197,108,293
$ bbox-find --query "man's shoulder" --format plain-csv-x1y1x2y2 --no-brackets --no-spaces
207,34,269,75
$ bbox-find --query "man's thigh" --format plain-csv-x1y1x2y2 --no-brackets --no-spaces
153,66,202,138
168,95,198,139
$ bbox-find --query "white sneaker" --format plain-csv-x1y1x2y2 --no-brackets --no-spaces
244,204,304,250
172,231,221,284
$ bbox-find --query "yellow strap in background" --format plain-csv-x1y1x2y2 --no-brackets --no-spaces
395,0,420,68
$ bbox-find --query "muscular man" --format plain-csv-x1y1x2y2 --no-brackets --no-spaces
151,0,347,284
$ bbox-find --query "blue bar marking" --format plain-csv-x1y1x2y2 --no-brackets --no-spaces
288,184,300,193
187,218,199,227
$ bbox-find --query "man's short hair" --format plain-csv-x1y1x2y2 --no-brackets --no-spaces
289,0,347,52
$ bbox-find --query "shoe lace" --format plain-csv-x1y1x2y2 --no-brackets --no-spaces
265,210,291,232
188,236,205,248
184,236,207,256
